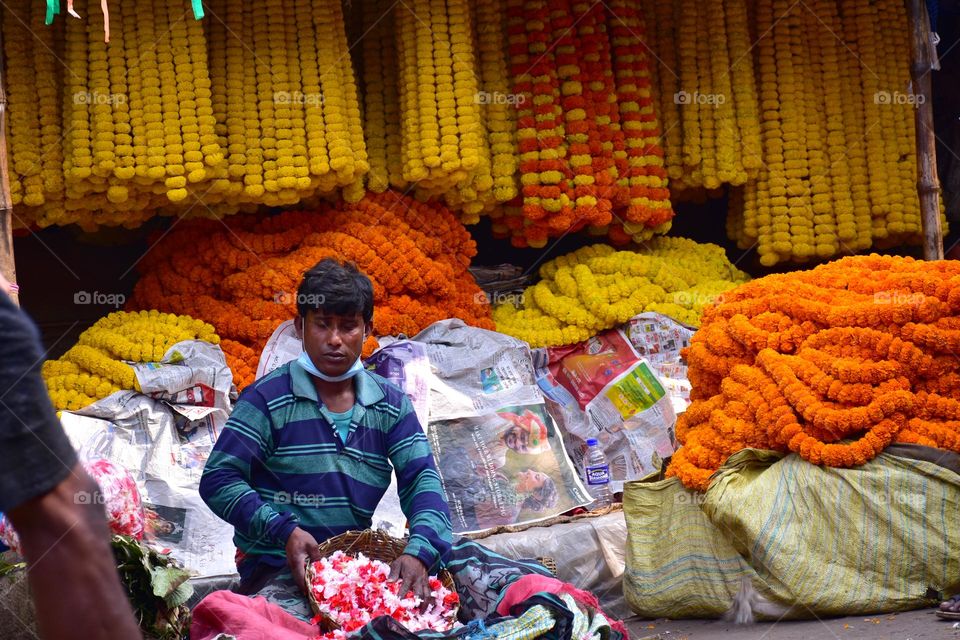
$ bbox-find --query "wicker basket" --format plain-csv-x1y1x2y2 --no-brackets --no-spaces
305,529,458,632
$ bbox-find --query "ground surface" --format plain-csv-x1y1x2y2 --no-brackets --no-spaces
624,608,960,640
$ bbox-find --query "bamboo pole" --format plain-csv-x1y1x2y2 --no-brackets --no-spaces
0,13,16,296
907,0,943,260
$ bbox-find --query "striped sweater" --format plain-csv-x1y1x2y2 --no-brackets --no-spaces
199,360,452,572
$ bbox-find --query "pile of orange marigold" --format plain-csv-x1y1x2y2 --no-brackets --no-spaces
128,191,493,389
667,255,960,491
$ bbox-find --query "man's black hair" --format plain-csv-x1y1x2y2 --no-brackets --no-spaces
297,258,374,323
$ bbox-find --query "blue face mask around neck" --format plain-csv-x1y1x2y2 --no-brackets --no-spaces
297,351,364,382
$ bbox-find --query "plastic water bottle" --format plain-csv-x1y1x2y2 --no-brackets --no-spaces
583,438,613,509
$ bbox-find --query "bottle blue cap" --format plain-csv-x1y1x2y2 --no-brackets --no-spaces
586,438,598,446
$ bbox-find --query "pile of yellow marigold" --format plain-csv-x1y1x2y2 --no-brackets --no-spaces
128,191,493,389
667,255,960,491
43,311,219,410
493,238,749,347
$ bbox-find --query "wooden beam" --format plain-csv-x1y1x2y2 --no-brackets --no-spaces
907,0,943,260
0,13,16,299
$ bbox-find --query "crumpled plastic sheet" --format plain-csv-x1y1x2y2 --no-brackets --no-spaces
470,510,629,620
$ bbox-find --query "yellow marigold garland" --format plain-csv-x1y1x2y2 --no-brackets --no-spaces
5,0,379,230
43,310,220,411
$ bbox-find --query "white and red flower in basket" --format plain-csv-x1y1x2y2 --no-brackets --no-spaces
308,551,460,640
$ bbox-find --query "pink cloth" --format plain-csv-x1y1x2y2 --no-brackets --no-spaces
190,590,318,640
496,574,630,640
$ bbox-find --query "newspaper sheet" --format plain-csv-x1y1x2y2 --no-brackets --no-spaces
412,320,591,534
413,319,543,420
61,398,237,577
132,341,233,405
619,313,694,415
256,320,302,380
542,314,686,484
60,341,237,577
364,340,436,536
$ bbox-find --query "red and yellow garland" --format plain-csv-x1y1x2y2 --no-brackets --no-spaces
667,255,960,490
129,191,493,389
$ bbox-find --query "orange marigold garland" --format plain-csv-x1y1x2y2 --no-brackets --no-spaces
668,255,960,491
129,191,493,389
606,0,672,237
502,0,674,247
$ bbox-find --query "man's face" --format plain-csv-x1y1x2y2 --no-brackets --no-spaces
504,424,530,454
298,310,370,377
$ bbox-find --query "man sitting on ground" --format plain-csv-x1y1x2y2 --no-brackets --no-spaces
200,259,452,614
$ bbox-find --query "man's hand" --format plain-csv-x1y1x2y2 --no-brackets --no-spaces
10,464,141,640
389,553,432,611
285,527,321,595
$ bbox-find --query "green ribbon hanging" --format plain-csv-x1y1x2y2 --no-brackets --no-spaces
45,0,201,25
45,0,61,25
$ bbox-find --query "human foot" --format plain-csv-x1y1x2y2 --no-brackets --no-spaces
937,594,960,619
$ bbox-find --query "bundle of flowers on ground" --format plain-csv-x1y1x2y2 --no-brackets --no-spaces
494,237,748,347
667,255,960,490
0,458,145,555
42,310,220,410
308,551,460,639
128,191,493,390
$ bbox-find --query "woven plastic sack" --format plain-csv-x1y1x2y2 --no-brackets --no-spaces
623,447,960,618
0,457,144,556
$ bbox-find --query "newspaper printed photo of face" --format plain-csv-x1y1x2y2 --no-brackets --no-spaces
430,404,590,533
143,503,187,544
497,409,551,456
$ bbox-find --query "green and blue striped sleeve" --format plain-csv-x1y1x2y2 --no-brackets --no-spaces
199,390,299,547
387,394,453,572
